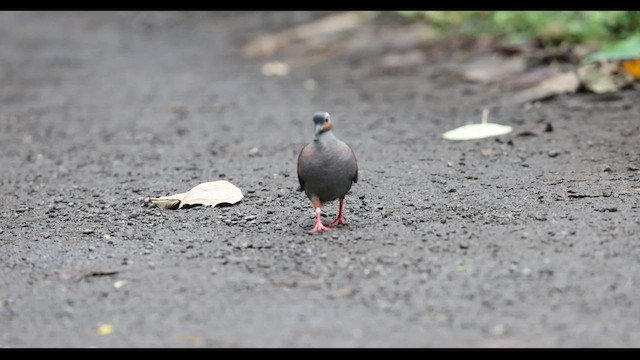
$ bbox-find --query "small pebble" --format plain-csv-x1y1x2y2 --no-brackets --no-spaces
548,150,560,158
83,229,94,234
534,213,547,221
248,147,260,156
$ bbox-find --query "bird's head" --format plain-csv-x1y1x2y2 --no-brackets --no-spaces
313,112,332,140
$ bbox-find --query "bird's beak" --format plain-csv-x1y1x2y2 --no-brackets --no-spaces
314,123,323,140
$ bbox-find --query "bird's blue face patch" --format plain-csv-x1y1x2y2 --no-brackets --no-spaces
313,112,330,125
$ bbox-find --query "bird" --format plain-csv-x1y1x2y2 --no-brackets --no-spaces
297,112,358,233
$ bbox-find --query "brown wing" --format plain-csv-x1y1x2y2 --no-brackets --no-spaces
348,144,358,183
296,145,306,192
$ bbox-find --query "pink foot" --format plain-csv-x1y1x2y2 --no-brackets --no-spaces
328,197,347,227
328,217,346,227
311,221,330,233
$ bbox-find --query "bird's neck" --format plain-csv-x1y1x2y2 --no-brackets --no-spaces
314,130,336,143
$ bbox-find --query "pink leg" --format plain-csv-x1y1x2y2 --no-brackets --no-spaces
311,208,330,233
328,197,347,227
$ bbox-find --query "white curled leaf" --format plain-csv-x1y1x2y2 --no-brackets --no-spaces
150,181,243,209
442,109,512,141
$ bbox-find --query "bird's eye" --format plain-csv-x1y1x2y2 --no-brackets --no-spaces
324,119,328,123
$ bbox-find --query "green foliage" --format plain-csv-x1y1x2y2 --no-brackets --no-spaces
583,33,640,64
398,11,640,48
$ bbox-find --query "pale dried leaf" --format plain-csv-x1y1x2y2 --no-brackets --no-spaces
327,283,357,299
443,123,513,141
577,62,634,94
509,71,580,104
179,181,243,208
261,61,290,77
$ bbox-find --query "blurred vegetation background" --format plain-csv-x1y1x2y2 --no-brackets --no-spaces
398,11,640,62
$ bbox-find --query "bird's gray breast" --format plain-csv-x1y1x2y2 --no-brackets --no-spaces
300,138,356,203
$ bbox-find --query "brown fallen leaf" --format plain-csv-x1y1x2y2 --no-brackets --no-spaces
150,180,243,209
577,61,635,94
241,12,365,58
53,266,122,281
461,55,526,83
509,71,580,104
380,50,426,69
501,65,559,90
327,283,357,299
